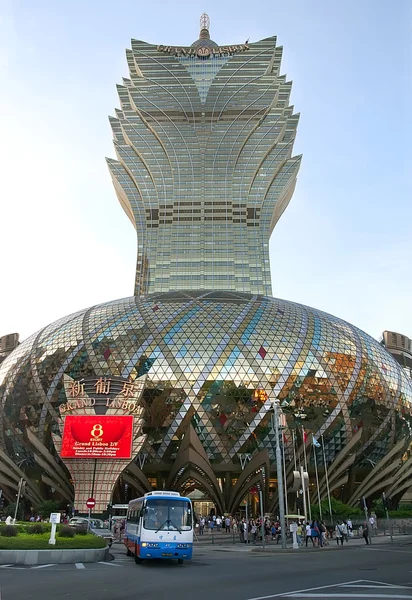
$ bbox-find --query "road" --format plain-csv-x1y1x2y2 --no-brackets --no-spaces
1,540,412,599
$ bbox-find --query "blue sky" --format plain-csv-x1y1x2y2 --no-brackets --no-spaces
0,0,411,342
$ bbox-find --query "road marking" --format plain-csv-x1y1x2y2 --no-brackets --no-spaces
0,565,12,569
363,548,412,554
341,585,412,590
31,564,56,569
97,561,121,567
245,580,412,600
287,595,412,599
246,580,367,599
75,563,85,569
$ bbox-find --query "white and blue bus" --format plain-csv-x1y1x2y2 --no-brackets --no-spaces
124,491,193,564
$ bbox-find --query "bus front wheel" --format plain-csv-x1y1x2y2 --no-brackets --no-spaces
126,548,132,556
135,555,143,564
177,558,184,565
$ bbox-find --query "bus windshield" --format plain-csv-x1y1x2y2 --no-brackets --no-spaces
143,499,192,532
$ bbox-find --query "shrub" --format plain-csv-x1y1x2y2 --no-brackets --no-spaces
27,523,45,535
0,525,18,537
58,525,75,538
0,532,106,550
389,510,412,519
75,526,88,536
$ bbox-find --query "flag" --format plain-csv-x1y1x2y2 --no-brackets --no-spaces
303,429,307,443
283,433,288,444
312,435,321,448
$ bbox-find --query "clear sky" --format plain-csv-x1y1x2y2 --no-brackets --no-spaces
0,0,411,342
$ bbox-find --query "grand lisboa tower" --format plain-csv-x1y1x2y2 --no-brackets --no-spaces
1,15,412,516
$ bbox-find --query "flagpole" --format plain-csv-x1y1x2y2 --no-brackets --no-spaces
292,430,297,472
313,438,322,521
292,430,300,516
302,427,312,522
321,434,333,525
282,435,289,519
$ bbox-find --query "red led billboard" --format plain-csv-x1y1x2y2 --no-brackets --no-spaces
61,415,133,459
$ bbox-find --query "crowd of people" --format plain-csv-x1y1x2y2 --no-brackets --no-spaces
196,513,377,547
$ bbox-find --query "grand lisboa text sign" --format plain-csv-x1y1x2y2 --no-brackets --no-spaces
59,397,141,415
60,377,142,415
156,44,249,58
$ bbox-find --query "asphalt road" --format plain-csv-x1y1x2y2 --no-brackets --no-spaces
1,541,412,600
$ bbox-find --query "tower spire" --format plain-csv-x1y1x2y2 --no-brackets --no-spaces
199,13,210,39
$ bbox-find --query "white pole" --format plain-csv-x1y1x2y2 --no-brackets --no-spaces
292,430,300,517
245,495,248,544
259,489,265,549
282,434,289,520
273,401,287,549
292,430,297,472
13,478,23,523
300,465,308,522
321,434,333,525
49,522,57,545
302,430,312,522
313,442,322,520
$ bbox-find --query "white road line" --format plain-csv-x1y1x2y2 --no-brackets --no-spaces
357,581,412,589
75,563,85,569
0,565,12,569
287,595,412,599
341,586,412,590
246,580,366,600
31,564,56,569
363,547,412,554
97,561,121,567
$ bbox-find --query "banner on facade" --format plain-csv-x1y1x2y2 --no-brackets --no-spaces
61,415,133,459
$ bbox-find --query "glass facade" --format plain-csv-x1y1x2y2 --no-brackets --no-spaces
1,292,411,510
107,26,301,296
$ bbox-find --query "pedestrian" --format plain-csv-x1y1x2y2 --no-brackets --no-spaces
369,513,378,536
335,521,344,546
305,522,313,547
265,519,271,543
209,518,215,534
320,521,329,546
347,517,353,536
225,516,231,533
362,521,370,545
251,521,257,544
244,519,249,543
199,517,205,535
296,522,303,546
276,522,282,545
341,521,348,542
312,520,322,547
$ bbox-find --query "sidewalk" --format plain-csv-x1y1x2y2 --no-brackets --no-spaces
194,531,412,554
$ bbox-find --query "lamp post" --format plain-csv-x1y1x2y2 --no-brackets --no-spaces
272,399,287,549
13,478,25,523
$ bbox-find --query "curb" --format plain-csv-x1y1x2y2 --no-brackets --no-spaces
0,545,110,566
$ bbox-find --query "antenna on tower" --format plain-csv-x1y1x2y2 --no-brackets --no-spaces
199,13,210,39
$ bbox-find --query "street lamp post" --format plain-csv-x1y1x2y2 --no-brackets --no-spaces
13,478,25,523
272,399,287,549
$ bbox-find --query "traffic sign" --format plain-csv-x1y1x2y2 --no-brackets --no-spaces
86,498,96,509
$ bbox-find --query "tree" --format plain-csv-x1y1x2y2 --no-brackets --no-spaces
5,502,24,520
311,497,362,521
35,500,60,519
